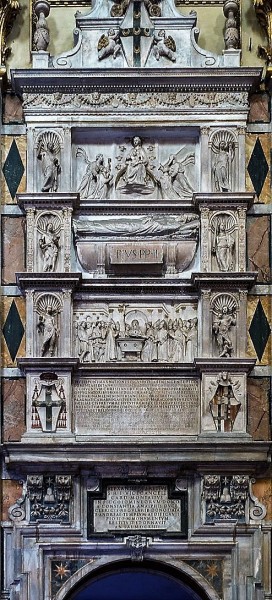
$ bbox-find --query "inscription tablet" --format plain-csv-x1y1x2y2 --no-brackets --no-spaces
87,481,188,536
74,378,199,436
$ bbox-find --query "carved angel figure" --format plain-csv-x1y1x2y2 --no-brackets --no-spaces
97,29,121,61
76,148,113,200
153,30,176,62
37,133,61,192
158,152,195,199
38,217,60,272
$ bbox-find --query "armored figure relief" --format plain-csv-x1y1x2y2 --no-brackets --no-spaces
211,132,235,192
74,308,198,363
211,215,235,271
212,296,237,357
76,148,113,200
153,30,176,62
37,132,61,192
115,136,157,194
38,216,60,272
37,307,58,357
98,29,121,60
158,152,195,198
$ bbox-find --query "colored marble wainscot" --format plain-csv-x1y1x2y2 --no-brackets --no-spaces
1,297,26,367
246,134,271,204
247,215,271,283
1,135,26,204
247,377,271,441
2,378,26,442
1,480,23,521
1,216,26,284
3,92,24,124
248,93,270,124
247,296,271,365
252,479,272,522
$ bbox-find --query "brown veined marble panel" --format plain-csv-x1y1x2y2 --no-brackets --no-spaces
247,216,271,283
0,135,26,204
247,378,270,440
252,479,272,522
246,133,271,204
3,93,24,124
1,296,26,367
1,216,26,284
247,296,272,366
248,93,270,124
2,378,26,442
1,480,23,521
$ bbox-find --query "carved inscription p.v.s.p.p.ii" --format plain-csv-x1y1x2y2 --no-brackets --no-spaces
73,378,199,436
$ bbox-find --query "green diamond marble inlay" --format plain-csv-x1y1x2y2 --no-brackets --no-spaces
2,139,25,199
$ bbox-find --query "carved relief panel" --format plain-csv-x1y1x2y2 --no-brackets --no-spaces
73,213,200,277
31,130,64,193
72,128,199,201
199,207,247,273
26,371,72,434
73,302,198,364
199,290,247,358
201,371,246,433
202,475,266,524
26,209,73,273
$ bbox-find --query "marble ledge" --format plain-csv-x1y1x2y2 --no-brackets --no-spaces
3,440,271,471
191,272,257,290
16,272,82,292
250,285,272,295
17,192,80,211
0,205,23,215
193,192,254,210
248,204,272,215
194,358,256,373
1,124,26,135
17,357,79,372
1,286,21,296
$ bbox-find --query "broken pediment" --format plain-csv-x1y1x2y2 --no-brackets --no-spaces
51,0,240,70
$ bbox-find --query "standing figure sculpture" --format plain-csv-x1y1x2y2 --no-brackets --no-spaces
38,307,58,357
212,218,235,271
211,134,235,192
37,134,61,192
39,221,60,272
212,304,236,357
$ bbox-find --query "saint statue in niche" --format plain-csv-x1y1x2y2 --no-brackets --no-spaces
212,296,237,358
37,306,58,357
115,136,157,194
38,219,60,272
37,132,61,192
211,214,235,271
211,132,235,192
76,148,113,200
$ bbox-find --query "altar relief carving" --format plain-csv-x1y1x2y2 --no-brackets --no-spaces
74,304,198,363
75,136,196,200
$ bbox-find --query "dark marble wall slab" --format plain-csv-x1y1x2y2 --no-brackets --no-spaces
247,215,271,282
1,216,26,284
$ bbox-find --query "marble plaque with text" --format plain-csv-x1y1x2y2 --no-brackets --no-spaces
74,377,199,436
109,243,163,264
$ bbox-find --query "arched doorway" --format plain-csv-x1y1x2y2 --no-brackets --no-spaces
65,559,213,600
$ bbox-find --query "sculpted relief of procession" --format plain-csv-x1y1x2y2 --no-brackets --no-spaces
35,129,237,200
74,305,198,363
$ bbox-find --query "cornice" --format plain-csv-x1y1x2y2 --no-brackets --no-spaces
17,357,79,372
11,67,262,96
17,192,80,211
194,358,256,373
191,272,257,290
16,272,82,292
193,193,255,211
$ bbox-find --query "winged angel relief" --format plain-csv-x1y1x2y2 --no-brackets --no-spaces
76,137,196,200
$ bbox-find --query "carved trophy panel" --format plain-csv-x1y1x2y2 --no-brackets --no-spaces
73,302,198,364
72,128,199,201
73,212,200,277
